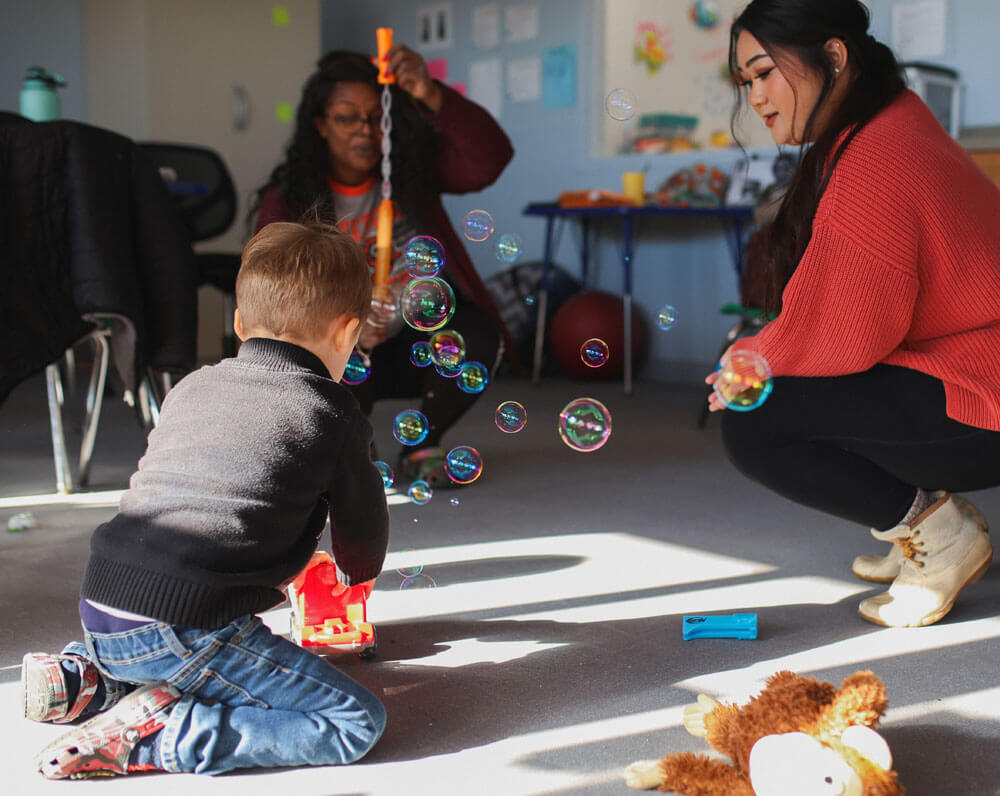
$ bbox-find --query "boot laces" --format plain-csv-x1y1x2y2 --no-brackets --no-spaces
895,530,925,567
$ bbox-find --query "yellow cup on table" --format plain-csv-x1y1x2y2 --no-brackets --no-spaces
622,171,645,205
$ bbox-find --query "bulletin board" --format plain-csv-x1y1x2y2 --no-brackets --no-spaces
601,0,774,156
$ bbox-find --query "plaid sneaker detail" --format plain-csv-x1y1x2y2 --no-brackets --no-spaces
36,682,180,779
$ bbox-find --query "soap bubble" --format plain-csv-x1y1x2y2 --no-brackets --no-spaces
403,235,445,278
525,295,536,306
580,338,609,368
408,479,433,505
714,350,773,412
400,277,456,332
429,329,466,368
373,460,394,489
456,361,489,394
393,409,430,446
606,88,637,121
657,304,678,331
495,233,523,263
495,401,527,433
7,511,37,532
410,341,433,367
462,209,494,242
396,548,423,577
435,362,462,378
445,445,483,484
559,398,612,452
450,497,460,506
341,351,371,385
400,574,437,590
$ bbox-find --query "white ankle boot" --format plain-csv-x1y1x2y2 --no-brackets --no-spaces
851,493,988,583
858,494,994,627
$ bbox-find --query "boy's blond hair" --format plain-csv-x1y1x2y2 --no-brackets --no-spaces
236,222,371,340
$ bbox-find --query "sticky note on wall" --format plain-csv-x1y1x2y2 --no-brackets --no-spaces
272,5,290,27
275,102,294,123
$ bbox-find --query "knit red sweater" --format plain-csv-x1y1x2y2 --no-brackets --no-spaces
735,90,1000,431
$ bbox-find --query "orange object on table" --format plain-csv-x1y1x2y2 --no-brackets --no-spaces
557,189,637,208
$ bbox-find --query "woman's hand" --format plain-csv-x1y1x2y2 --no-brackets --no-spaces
387,44,443,112
704,344,733,413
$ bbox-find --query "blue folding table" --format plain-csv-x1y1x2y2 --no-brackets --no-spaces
521,202,754,394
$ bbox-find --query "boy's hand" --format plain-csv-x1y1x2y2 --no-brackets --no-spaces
330,579,375,601
387,44,443,111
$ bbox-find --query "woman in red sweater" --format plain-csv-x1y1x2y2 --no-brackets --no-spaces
710,0,999,627
251,47,515,486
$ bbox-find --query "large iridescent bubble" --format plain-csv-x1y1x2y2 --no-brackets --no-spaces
400,277,456,332
429,329,466,368
445,445,484,484
410,341,433,367
403,236,446,278
462,210,494,242
495,401,527,433
456,361,489,394
558,398,612,452
341,351,371,385
408,479,433,505
393,409,430,446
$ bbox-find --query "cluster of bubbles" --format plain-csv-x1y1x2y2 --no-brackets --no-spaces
341,351,371,386
713,350,773,412
462,210,524,265
606,88,637,121
394,549,436,589
558,398,612,453
580,338,609,368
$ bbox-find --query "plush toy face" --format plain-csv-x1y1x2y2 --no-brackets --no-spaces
749,729,890,796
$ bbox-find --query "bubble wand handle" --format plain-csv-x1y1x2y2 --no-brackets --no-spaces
374,27,394,293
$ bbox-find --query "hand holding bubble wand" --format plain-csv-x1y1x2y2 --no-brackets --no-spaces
372,26,395,318
355,27,396,363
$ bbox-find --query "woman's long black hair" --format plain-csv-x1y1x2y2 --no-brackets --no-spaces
729,0,905,316
247,51,438,234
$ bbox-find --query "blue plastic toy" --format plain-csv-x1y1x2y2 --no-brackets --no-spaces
683,613,758,640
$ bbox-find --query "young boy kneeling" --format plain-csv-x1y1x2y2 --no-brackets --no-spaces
23,222,389,778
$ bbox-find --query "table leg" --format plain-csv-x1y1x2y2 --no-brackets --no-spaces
622,214,634,396
532,216,556,384
580,217,590,286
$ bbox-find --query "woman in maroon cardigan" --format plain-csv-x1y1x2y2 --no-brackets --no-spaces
252,46,515,486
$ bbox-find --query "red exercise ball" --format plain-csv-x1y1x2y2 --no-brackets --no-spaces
548,290,647,379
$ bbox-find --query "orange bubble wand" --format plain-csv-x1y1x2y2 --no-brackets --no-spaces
374,27,395,297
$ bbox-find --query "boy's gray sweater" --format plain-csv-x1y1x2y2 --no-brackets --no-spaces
82,337,388,628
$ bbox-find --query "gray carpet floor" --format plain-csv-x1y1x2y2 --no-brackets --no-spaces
1,368,998,795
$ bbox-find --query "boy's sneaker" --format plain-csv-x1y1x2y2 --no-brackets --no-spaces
36,682,180,779
22,652,101,724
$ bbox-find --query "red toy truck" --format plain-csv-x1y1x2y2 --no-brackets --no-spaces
286,552,377,660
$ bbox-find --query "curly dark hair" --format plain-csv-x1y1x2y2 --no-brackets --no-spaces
729,0,905,316
248,50,438,234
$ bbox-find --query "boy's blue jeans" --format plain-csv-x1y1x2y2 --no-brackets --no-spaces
70,613,386,774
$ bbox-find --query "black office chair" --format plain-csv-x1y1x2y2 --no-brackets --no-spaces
137,143,243,357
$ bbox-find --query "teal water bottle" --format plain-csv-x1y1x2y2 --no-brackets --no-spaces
19,66,67,122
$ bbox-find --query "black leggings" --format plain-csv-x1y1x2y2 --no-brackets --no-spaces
348,300,501,451
721,365,1000,530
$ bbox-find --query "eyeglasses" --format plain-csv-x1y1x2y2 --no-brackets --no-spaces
325,112,383,135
